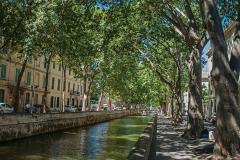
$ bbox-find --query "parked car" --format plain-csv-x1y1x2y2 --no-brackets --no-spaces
77,105,82,112
0,103,14,114
113,107,122,111
49,107,60,113
103,104,109,111
24,104,46,113
90,100,98,111
65,105,77,112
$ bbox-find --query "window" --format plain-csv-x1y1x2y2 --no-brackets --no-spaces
36,58,40,67
57,79,60,91
67,98,70,105
28,55,32,64
69,68,71,75
58,64,61,71
26,71,32,85
35,94,38,104
25,93,30,105
52,77,55,89
77,85,80,92
80,85,83,95
15,68,21,82
73,83,75,91
42,95,44,104
56,97,60,108
53,62,55,69
0,89,5,102
35,73,40,86
44,61,47,68
68,82,70,92
63,81,66,91
0,64,7,80
42,75,46,88
72,98,74,106
50,96,54,108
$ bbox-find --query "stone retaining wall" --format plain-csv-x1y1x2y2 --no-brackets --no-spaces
127,115,157,160
0,110,138,142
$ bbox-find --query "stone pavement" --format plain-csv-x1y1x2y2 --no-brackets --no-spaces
150,117,214,160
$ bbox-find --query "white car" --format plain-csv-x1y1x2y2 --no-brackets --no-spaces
0,103,14,114
65,105,77,112
90,100,98,111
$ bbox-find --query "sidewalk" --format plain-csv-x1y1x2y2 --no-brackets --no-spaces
151,117,214,160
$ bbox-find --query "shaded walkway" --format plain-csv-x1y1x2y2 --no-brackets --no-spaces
152,117,213,160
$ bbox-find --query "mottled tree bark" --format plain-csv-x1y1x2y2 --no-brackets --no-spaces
175,91,183,122
201,0,240,158
43,58,51,111
171,92,175,118
97,91,103,111
82,65,87,112
12,54,28,112
61,64,66,112
86,80,92,109
175,55,183,123
185,49,204,138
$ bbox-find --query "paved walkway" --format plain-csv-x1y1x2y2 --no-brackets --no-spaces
151,117,214,160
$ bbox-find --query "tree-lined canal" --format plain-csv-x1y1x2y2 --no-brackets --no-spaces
0,116,151,160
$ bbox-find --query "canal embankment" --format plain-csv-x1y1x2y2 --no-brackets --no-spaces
0,110,139,142
127,115,157,160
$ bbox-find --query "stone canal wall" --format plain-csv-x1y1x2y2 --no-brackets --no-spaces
0,110,138,142
127,115,157,160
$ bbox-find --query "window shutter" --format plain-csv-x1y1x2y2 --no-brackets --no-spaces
0,64,7,79
15,68,21,82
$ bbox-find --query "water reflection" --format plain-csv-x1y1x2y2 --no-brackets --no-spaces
0,116,150,160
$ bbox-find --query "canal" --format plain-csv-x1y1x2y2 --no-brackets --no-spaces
0,116,151,160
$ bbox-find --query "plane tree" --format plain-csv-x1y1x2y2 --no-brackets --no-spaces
201,0,240,158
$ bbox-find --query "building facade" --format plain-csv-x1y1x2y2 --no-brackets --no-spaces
0,54,87,112
206,21,239,117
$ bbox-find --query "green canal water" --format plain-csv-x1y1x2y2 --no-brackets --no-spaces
0,116,151,160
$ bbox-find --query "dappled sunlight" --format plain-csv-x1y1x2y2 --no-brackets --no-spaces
154,117,213,160
229,113,240,137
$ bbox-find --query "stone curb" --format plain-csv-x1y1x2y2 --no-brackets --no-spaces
0,110,139,142
127,115,157,160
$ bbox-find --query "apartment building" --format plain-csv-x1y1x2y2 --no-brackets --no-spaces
206,21,239,117
0,54,86,111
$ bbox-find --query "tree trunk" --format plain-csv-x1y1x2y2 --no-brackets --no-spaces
97,91,103,111
201,0,240,158
108,97,112,111
171,92,174,118
82,74,87,112
85,80,92,110
175,61,183,123
62,65,66,112
43,58,51,112
12,54,28,112
207,80,213,120
175,91,183,123
185,49,204,138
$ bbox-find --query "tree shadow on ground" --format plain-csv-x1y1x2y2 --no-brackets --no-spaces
152,118,214,160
